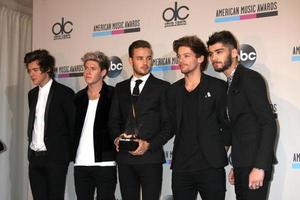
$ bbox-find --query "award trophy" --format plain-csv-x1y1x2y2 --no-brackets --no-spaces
119,105,140,151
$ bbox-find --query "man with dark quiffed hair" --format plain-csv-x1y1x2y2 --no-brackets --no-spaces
166,35,230,200
24,49,75,200
207,30,277,200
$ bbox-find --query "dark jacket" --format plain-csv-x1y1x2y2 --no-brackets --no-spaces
27,80,75,163
73,82,115,162
109,74,171,164
227,64,277,170
166,73,230,169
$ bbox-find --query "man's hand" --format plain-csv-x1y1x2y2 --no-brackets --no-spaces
248,168,265,190
114,134,123,152
130,139,150,156
228,168,235,185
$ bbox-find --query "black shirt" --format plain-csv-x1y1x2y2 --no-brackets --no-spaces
173,84,211,172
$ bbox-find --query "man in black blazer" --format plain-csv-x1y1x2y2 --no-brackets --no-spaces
73,51,116,200
166,36,229,200
24,49,75,200
109,40,170,200
207,30,277,200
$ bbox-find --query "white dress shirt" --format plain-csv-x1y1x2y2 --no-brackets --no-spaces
30,79,53,152
130,73,150,95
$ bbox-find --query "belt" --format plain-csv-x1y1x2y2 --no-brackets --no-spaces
32,150,47,157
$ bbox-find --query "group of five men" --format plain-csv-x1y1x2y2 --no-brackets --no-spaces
24,30,277,200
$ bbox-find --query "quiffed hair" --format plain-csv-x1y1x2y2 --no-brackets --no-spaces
128,40,152,58
173,35,208,71
81,51,110,71
24,49,55,78
207,30,239,50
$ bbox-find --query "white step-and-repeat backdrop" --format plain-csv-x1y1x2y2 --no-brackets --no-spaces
32,0,300,199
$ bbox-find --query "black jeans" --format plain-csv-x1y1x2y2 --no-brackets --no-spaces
29,154,68,200
118,163,162,200
172,168,226,200
74,166,117,200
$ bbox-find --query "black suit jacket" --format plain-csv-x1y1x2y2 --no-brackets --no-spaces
0,140,4,152
27,80,75,163
166,73,229,169
109,74,170,164
227,64,277,170
73,82,115,162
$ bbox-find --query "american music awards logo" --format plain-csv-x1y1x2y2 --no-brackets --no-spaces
55,56,123,79
92,19,140,37
162,1,189,28
152,57,179,72
55,65,83,78
214,1,278,23
52,17,73,40
292,153,300,169
291,46,300,62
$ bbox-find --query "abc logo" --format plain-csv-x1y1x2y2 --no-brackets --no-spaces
108,56,123,78
240,44,256,68
162,1,189,22
52,17,73,35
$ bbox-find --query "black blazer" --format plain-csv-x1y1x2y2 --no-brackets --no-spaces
73,82,115,162
27,80,75,163
227,64,277,170
166,73,229,169
0,140,4,152
109,74,170,164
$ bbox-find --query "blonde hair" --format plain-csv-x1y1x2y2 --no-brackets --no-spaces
81,51,110,70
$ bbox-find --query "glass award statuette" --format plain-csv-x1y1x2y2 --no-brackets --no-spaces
119,103,142,151
119,116,140,151
119,133,139,152
119,79,142,152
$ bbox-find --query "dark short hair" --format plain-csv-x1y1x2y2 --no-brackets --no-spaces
128,40,152,58
81,51,110,71
24,49,55,78
173,35,208,71
207,30,238,50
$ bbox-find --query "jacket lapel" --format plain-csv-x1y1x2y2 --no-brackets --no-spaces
97,82,107,112
44,81,55,137
227,65,242,122
124,78,132,107
28,88,39,138
197,74,208,124
175,79,184,133
135,73,153,105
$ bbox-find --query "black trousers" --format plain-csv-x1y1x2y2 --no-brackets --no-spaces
172,168,226,200
29,154,69,200
234,167,272,200
74,166,117,200
118,163,162,200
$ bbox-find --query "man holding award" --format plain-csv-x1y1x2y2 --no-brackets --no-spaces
109,40,170,200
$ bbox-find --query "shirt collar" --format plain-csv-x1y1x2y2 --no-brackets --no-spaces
39,79,53,92
131,73,150,83
228,68,236,79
